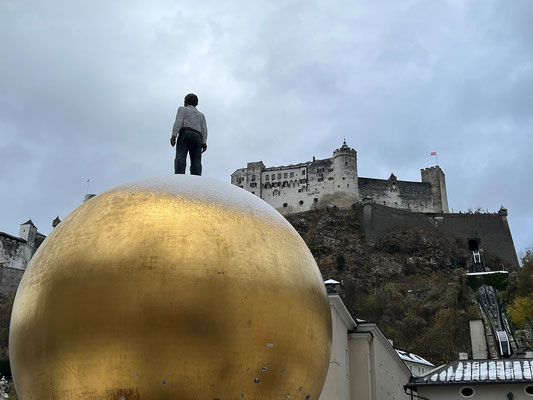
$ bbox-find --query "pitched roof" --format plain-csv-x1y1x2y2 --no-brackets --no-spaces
395,349,434,367
406,359,533,387
21,219,36,227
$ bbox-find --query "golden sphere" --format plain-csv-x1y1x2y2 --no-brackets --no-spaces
10,176,331,400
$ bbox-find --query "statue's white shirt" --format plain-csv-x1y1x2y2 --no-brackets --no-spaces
171,105,208,144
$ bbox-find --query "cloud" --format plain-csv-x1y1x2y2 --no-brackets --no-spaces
1,0,532,257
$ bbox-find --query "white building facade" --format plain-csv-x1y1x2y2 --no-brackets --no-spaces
231,142,448,216
320,285,413,400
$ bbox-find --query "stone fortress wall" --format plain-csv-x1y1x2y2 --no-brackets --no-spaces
360,200,519,269
231,141,449,216
0,219,52,297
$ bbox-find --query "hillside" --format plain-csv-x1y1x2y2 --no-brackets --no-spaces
286,207,508,365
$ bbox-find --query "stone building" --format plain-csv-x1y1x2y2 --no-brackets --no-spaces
231,141,448,215
0,219,55,297
320,280,413,399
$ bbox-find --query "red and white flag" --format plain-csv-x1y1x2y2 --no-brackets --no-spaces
430,152,437,156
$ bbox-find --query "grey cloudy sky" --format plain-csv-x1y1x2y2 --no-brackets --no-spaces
1,0,532,259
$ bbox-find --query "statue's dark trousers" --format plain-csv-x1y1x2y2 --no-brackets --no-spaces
174,128,202,176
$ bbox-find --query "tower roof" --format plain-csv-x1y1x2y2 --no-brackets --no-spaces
333,140,356,156
21,219,36,228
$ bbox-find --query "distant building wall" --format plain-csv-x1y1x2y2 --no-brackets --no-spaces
359,177,434,213
361,202,519,269
469,319,489,359
232,142,446,216
349,325,411,400
417,383,531,400
0,233,30,270
320,296,353,400
320,293,411,400
0,220,49,297
0,267,25,297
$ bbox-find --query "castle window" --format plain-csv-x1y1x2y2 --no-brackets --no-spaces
283,203,288,208
347,184,349,187
342,177,345,180
252,191,255,194
345,162,348,166
265,175,269,181
299,200,304,206
338,185,340,188
284,173,288,178
271,174,275,180
251,175,256,182
313,198,318,203
278,173,282,179
328,177,333,180
250,183,257,188
301,170,305,175
300,179,307,184
318,178,323,182
290,172,294,178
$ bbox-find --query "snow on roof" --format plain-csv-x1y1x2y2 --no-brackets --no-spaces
407,359,533,387
466,271,509,276
395,349,434,367
324,279,340,284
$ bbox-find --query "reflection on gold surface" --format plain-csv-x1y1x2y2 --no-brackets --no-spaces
10,176,331,400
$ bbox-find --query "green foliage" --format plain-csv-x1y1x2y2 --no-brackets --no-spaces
467,273,508,291
351,274,480,365
8,385,18,400
335,254,345,271
508,296,533,329
0,296,14,380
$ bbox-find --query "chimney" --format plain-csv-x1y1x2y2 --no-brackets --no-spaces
84,194,96,202
324,279,340,294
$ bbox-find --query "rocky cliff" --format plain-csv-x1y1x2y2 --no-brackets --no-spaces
286,207,507,365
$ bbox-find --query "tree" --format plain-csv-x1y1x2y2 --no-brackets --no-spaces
508,296,533,329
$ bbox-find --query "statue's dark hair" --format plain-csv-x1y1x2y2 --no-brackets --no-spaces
184,93,199,107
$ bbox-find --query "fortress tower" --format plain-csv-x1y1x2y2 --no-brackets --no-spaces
331,140,359,207
421,166,449,213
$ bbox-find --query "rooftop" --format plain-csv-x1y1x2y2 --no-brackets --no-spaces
406,359,533,387
395,349,434,367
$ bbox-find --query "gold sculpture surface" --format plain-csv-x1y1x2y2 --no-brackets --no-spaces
10,176,332,399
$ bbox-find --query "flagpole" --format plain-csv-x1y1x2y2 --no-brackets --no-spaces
430,152,438,166
86,179,90,195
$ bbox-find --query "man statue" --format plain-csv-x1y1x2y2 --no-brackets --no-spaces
170,93,208,176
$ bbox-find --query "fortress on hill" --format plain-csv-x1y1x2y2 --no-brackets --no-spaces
231,141,448,215
231,141,519,269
